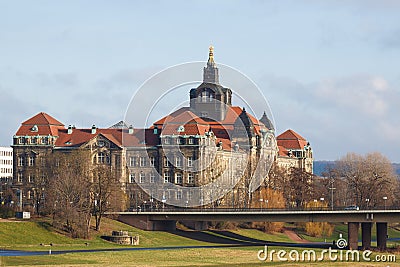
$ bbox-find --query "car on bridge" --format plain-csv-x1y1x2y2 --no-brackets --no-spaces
344,205,360,210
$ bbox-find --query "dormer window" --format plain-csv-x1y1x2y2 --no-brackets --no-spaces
177,125,185,133
41,137,47,144
31,125,38,132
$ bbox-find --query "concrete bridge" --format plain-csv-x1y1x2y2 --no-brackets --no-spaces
110,209,400,250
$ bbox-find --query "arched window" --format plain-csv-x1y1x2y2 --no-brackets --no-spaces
97,152,110,164
199,89,214,102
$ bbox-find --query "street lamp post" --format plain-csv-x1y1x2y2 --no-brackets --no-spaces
320,198,324,210
328,177,336,211
162,192,166,211
383,196,387,210
150,198,153,211
366,198,370,209
259,198,263,211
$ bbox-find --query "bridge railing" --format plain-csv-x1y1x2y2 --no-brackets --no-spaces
125,206,400,213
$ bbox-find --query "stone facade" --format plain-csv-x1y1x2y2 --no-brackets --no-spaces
10,47,313,212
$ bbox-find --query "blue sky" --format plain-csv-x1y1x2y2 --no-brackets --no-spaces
1,1,399,162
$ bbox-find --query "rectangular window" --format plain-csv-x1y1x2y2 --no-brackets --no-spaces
150,173,155,183
176,190,182,200
139,157,146,167
164,157,170,167
129,173,135,183
175,173,183,184
150,157,155,167
17,173,23,183
129,157,136,167
188,190,193,200
175,156,182,167
163,172,170,183
97,153,105,164
139,173,145,183
18,157,24,167
29,156,35,166
164,138,170,144
188,138,194,145
187,157,193,167
187,173,194,184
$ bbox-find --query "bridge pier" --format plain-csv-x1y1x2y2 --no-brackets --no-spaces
117,214,176,231
376,222,387,251
361,222,372,250
151,220,177,231
347,222,359,250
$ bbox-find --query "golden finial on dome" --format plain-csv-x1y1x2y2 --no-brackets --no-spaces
208,45,214,63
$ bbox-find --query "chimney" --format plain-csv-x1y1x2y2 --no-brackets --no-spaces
128,125,134,134
91,125,97,134
67,125,73,134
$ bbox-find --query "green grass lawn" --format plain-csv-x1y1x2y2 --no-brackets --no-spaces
0,217,292,251
1,218,399,266
296,222,400,248
2,246,399,266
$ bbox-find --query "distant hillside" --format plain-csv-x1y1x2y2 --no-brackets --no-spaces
393,163,400,176
313,161,333,176
314,161,400,177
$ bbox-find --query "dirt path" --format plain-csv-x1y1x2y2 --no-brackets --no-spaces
283,228,309,243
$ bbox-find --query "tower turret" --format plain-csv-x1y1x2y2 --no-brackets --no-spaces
203,45,219,84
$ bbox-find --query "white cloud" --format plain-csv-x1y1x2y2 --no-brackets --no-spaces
315,74,391,117
259,73,400,162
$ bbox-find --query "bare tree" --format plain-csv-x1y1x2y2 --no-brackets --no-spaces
45,150,93,238
92,165,125,231
287,167,313,208
267,164,313,208
332,152,398,208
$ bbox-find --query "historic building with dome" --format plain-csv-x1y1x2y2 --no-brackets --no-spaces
11,47,313,211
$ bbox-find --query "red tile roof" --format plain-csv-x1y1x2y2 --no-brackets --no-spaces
277,145,289,157
22,112,64,126
276,129,308,150
153,106,264,138
16,112,65,136
121,129,159,147
55,128,123,148
159,110,211,136
17,106,269,152
217,138,233,150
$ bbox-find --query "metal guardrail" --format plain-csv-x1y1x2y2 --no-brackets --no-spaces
123,206,400,213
